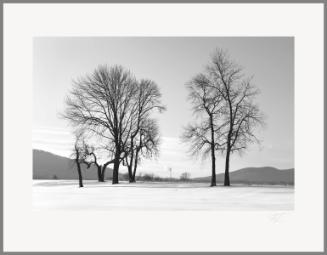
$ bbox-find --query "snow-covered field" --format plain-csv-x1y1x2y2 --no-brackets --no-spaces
33,180,294,211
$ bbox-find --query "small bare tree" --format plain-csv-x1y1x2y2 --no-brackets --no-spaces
125,118,161,182
71,133,85,188
124,79,165,182
80,143,115,182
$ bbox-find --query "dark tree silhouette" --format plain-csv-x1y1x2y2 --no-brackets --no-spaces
80,143,114,182
124,79,165,182
63,65,138,184
182,73,224,187
71,133,85,188
133,118,160,182
125,118,160,182
206,49,264,186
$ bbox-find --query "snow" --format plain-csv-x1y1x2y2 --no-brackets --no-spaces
33,180,294,211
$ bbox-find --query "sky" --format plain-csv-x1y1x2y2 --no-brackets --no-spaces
33,37,294,178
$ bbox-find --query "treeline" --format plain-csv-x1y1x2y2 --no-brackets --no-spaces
120,173,191,182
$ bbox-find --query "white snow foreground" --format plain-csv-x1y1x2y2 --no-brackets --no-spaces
33,180,294,211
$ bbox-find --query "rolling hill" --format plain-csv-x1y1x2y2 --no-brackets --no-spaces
33,149,116,180
34,150,294,185
193,167,294,185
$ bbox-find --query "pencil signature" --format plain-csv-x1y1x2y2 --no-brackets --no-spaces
270,212,286,223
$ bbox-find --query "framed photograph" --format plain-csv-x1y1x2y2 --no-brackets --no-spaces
2,1,325,253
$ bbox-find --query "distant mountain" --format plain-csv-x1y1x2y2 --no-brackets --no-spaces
33,149,116,180
193,167,294,185
34,150,294,185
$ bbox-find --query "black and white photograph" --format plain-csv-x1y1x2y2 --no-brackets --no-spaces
32,37,294,211
3,3,324,253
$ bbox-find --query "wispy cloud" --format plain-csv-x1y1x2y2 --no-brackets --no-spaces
32,127,74,157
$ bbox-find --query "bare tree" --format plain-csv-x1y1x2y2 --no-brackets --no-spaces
182,73,223,186
207,49,264,186
124,79,165,182
62,65,138,184
71,133,85,188
125,118,161,182
80,143,114,182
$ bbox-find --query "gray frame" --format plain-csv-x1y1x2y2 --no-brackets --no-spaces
0,1,325,254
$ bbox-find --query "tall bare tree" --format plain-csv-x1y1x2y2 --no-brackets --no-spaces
182,73,223,186
124,118,160,182
134,118,160,182
124,79,165,182
207,49,264,186
63,65,138,184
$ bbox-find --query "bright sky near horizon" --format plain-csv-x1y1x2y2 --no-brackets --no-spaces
33,37,294,178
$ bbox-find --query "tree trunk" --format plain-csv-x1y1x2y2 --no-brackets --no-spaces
131,150,139,183
209,114,216,187
224,94,233,187
112,160,120,184
74,148,83,188
128,165,135,183
224,145,231,186
130,172,136,183
127,155,134,183
101,165,107,182
97,165,102,182
112,150,120,184
75,160,83,188
128,138,135,182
